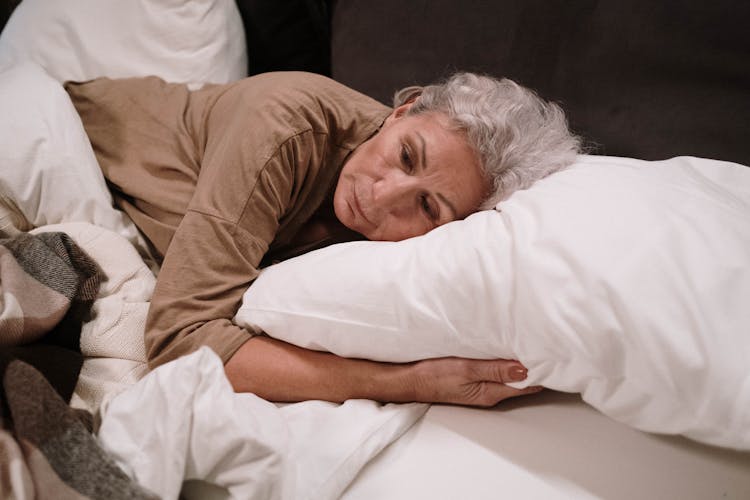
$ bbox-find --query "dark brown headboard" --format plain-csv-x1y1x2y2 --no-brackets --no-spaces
328,0,750,166
234,0,331,76
0,0,21,34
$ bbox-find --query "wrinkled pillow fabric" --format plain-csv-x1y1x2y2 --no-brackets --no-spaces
0,63,142,248
235,155,750,450
0,0,246,87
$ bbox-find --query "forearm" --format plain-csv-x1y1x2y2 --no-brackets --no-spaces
225,335,542,406
143,210,270,369
224,335,417,403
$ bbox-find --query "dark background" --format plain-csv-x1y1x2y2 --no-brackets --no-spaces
3,0,749,166
329,0,750,165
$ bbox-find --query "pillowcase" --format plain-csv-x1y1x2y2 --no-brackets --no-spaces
0,0,246,87
235,155,750,450
0,63,142,248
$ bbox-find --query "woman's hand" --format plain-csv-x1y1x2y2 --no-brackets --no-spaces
408,357,543,407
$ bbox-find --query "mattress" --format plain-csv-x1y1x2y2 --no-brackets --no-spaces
343,391,750,499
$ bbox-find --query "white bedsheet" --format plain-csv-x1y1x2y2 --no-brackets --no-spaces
97,347,427,500
343,391,750,499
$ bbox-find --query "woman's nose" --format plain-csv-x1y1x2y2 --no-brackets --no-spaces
372,170,418,212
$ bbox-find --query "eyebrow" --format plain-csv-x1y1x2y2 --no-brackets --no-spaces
415,131,428,172
414,131,458,221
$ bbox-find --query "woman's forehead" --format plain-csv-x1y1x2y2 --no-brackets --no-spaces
401,114,477,169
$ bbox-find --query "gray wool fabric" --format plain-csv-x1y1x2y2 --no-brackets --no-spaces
0,230,155,498
2,359,158,500
1,231,102,350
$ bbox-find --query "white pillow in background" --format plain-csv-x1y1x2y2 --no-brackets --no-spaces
0,0,247,87
235,155,750,450
0,63,143,248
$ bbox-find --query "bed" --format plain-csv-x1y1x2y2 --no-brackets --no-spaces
1,1,749,499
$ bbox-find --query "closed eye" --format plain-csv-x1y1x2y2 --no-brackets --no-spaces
400,144,415,172
420,194,438,221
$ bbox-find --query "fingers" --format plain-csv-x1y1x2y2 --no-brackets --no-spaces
468,358,529,384
410,357,542,407
472,383,544,407
463,359,543,407
507,363,528,383
507,385,545,398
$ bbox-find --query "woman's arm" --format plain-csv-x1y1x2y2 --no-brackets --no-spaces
225,336,541,406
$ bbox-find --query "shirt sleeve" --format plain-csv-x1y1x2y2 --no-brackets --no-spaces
144,99,312,368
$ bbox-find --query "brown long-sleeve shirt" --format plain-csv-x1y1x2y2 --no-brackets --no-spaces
66,72,391,367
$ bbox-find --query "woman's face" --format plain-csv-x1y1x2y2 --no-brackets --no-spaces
333,105,489,241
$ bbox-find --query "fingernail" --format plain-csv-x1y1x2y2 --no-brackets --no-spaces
509,366,527,382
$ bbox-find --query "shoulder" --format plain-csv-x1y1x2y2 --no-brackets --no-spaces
231,71,375,106
215,72,391,147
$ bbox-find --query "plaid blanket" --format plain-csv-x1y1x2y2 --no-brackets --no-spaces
0,231,156,499
0,231,100,348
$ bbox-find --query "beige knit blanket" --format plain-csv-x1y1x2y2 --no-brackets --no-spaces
32,223,155,413
0,222,157,499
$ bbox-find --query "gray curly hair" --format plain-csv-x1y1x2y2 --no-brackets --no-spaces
394,72,581,209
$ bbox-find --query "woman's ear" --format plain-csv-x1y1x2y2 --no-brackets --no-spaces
384,98,417,126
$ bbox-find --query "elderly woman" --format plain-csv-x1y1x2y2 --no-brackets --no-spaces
66,71,580,406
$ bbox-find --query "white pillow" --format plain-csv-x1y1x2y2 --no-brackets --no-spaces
0,0,247,87
0,63,142,247
235,155,750,450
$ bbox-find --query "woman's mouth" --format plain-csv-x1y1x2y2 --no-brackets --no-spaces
351,182,373,226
